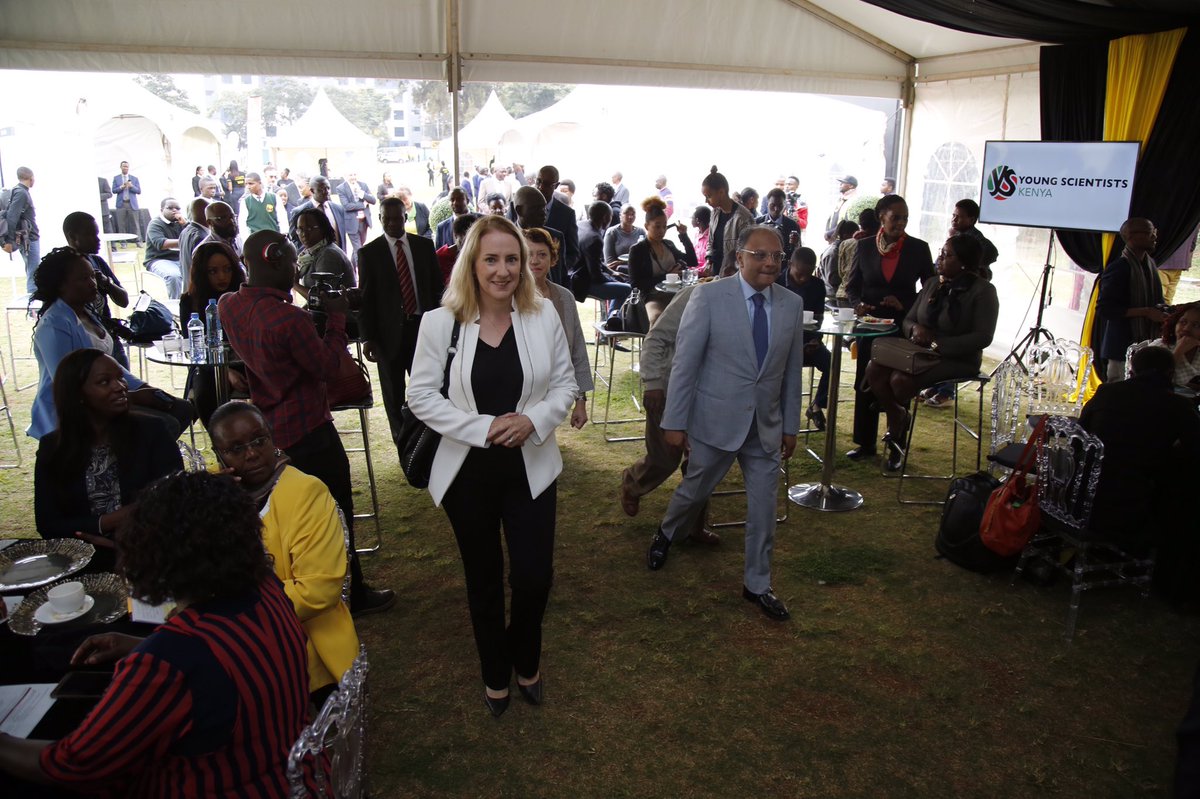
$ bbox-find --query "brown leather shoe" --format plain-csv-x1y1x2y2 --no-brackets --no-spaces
619,484,640,517
689,527,721,545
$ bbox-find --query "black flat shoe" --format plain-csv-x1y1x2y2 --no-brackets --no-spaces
742,586,790,621
517,676,544,706
351,587,396,617
484,692,510,718
647,528,672,571
806,405,826,431
846,445,877,461
883,437,905,472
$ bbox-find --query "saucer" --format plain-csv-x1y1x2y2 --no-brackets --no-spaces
34,594,95,625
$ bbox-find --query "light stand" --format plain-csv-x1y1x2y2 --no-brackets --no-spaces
996,229,1058,373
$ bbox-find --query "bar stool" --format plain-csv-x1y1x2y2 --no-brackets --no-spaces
890,373,989,505
332,395,382,555
0,344,22,468
589,322,645,443
703,460,791,531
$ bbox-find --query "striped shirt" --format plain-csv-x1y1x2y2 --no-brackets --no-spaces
41,579,313,798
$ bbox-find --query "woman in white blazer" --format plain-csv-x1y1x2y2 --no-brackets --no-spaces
408,214,576,717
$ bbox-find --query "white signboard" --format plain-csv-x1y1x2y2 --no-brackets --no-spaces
979,141,1139,233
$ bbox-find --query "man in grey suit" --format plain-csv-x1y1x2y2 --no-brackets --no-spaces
646,225,805,620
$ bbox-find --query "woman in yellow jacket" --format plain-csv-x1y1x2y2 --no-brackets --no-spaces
209,401,359,701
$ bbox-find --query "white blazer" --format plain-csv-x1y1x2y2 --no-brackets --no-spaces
407,298,578,506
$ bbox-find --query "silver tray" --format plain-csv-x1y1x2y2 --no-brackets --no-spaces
9,572,130,636
0,539,95,591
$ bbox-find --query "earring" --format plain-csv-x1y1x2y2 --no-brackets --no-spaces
274,448,284,457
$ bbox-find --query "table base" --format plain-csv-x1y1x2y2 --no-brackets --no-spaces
788,482,864,512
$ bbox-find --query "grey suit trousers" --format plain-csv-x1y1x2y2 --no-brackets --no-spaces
660,418,780,594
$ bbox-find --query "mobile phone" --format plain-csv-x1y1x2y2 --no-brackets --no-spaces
51,670,113,700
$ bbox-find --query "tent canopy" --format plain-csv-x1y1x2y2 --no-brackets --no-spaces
272,88,377,150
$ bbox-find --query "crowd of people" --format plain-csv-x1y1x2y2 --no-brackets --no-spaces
2,151,1198,793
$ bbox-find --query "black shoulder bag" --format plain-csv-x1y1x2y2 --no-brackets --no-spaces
397,320,461,488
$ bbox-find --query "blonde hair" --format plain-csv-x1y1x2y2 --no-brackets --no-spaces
523,227,560,263
442,215,538,322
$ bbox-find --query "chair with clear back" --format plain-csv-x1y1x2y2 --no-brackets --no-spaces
1012,415,1154,641
286,647,369,798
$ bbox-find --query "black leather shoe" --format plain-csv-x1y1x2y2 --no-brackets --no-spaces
742,586,790,621
647,528,672,571
484,691,510,718
883,438,904,472
845,445,877,461
806,405,826,431
351,588,396,617
517,676,543,706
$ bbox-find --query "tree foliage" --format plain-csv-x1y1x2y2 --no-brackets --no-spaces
134,74,199,114
408,81,573,141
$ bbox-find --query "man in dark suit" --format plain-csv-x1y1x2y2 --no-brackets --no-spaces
335,171,376,259
1097,217,1165,381
534,164,579,277
358,197,444,451
288,175,347,252
512,186,567,286
576,201,612,300
435,187,471,249
396,186,432,239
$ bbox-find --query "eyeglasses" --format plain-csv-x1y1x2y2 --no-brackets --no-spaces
218,435,271,458
738,249,786,263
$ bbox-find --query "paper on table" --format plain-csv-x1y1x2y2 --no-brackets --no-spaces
0,684,56,738
129,597,175,625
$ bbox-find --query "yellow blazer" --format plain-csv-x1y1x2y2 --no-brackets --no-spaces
260,466,360,691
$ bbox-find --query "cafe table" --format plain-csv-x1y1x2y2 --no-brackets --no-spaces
145,343,240,406
788,315,897,512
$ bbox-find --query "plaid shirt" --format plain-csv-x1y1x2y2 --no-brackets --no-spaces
219,285,346,449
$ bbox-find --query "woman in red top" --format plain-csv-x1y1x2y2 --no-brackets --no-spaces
0,472,314,798
844,194,934,464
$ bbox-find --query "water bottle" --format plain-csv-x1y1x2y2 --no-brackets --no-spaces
187,313,205,364
205,299,223,349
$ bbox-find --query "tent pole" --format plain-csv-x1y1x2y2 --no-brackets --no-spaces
897,62,916,195
447,0,461,182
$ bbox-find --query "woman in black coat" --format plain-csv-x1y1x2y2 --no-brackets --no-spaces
34,349,183,571
845,194,934,462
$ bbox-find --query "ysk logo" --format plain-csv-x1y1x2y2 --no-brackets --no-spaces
987,165,1018,201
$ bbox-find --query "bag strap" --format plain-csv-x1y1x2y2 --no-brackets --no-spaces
1012,415,1048,477
439,321,461,399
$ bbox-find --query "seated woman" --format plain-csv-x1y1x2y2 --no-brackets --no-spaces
0,471,314,797
293,207,357,300
179,240,247,426
1140,302,1200,392
526,227,592,429
864,234,999,471
784,247,832,430
603,204,644,272
28,247,192,441
209,401,359,704
627,196,697,326
34,349,183,571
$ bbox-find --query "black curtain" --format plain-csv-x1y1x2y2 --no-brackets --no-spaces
1130,27,1200,264
1039,41,1107,272
861,1,1198,43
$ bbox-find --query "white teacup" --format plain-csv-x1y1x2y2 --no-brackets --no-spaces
665,273,681,284
803,310,815,324
835,307,856,322
47,581,85,615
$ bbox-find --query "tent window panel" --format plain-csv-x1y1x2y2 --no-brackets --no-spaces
920,141,978,245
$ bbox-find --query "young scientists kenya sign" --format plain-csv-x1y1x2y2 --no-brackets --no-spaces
979,140,1139,233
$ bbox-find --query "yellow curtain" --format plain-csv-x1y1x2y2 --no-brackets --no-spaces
1078,27,1185,396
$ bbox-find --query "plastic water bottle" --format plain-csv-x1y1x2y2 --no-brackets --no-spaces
205,299,223,349
187,313,205,364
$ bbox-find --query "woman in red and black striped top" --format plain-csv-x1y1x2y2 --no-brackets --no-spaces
0,472,317,798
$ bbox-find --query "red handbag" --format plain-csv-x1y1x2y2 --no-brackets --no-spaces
326,349,372,409
979,416,1047,557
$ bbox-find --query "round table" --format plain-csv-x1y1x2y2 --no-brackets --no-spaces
788,316,897,512
145,344,240,406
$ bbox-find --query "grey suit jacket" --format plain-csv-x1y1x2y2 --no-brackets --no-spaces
662,276,805,453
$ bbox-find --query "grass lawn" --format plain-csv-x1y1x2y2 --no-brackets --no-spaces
1,255,1196,798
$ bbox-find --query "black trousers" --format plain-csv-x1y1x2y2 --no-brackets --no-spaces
376,321,420,451
852,334,883,448
285,421,367,603
441,446,556,691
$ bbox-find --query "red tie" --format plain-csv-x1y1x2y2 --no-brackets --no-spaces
395,239,418,315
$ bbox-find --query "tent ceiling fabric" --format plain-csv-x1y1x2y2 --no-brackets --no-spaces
0,0,1055,99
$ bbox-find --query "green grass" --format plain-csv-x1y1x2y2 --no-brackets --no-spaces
1,265,1196,798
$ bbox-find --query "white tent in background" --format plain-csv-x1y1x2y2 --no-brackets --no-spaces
453,91,518,152
271,88,378,177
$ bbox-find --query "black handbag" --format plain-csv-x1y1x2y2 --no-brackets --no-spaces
616,288,650,335
128,292,175,343
397,321,460,488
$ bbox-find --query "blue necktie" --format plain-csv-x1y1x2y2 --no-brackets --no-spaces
751,293,768,369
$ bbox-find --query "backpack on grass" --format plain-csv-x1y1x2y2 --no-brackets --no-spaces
935,471,1017,573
